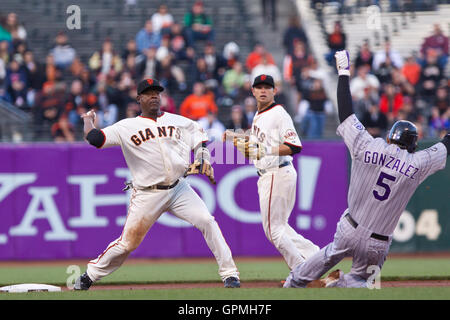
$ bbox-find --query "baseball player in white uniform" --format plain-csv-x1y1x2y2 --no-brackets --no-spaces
224,74,319,271
74,78,240,290
283,50,449,288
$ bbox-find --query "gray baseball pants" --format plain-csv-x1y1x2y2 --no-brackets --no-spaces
284,211,392,288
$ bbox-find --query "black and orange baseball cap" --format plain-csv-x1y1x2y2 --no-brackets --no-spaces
252,74,275,88
137,78,164,94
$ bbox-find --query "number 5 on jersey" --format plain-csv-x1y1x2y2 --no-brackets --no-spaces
373,172,396,201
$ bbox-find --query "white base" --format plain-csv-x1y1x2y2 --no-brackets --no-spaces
0,283,61,293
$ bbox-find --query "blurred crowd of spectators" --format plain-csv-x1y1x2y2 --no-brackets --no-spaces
336,21,449,140
0,1,260,142
0,1,448,143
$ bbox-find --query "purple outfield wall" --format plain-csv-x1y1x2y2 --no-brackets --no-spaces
0,141,348,260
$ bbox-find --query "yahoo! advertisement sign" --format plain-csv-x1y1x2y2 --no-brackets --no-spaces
0,142,348,260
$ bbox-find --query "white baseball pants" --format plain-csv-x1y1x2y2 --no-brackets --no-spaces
257,164,320,270
86,179,239,282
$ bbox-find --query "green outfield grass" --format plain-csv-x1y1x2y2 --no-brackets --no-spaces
0,256,449,300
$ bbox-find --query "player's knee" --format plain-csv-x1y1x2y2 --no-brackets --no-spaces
194,214,216,231
266,226,284,246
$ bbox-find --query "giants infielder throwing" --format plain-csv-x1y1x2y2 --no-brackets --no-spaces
74,78,240,290
224,74,319,271
284,50,449,288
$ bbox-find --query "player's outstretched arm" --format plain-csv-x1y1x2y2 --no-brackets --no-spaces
81,110,105,148
335,50,355,123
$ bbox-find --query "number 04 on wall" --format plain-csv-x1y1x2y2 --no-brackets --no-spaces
393,210,442,242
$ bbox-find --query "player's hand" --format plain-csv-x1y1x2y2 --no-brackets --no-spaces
184,160,216,184
335,50,350,76
234,137,266,160
81,110,96,121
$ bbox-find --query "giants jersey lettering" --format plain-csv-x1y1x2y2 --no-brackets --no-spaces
337,114,447,235
100,112,207,188
251,104,302,170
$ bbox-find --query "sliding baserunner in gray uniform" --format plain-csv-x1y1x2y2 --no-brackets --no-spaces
283,50,450,288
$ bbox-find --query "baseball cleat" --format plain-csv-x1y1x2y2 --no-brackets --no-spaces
74,272,93,290
307,269,342,288
224,276,241,288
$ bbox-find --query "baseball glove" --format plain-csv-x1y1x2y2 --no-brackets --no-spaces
184,159,216,184
234,137,266,160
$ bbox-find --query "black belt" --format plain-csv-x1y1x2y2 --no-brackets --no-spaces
123,179,179,191
345,214,389,241
152,179,179,190
257,161,291,177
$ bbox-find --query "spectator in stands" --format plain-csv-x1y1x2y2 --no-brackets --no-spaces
0,18,12,43
418,49,443,103
183,1,215,46
251,56,282,89
65,79,97,128
43,54,61,83
301,78,332,139
168,22,191,62
160,90,177,114
283,15,307,55
201,42,228,84
4,59,28,108
180,81,218,120
89,39,123,75
23,50,45,105
121,39,144,67
222,41,240,69
354,40,374,72
198,111,226,141
243,96,257,124
125,101,140,118
374,55,395,85
379,83,404,124
151,4,174,36
51,115,75,142
372,39,403,71
222,61,247,99
428,105,449,138
434,85,449,118
283,40,313,94
33,81,65,129
420,24,448,70
360,100,388,138
50,31,77,70
12,41,27,65
325,21,346,67
350,64,380,101
135,20,162,54
156,35,171,62
397,96,419,123
139,47,158,80
245,42,275,72
0,41,10,65
156,54,187,93
192,57,217,89
401,54,421,86
4,13,27,43
391,68,415,97
79,67,96,93
225,104,249,130
95,81,119,128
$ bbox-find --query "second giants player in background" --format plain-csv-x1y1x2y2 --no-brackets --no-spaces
225,74,319,271
74,79,240,290
283,50,449,288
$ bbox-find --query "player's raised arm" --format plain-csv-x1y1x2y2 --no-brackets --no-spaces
80,110,105,148
335,50,354,123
